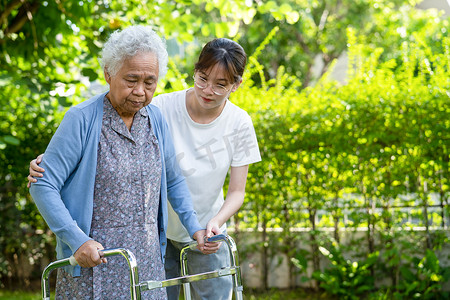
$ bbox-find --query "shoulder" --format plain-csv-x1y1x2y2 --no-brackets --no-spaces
54,93,105,136
154,89,187,101
152,89,186,108
225,100,253,123
145,103,164,120
73,92,106,111
65,93,105,120
145,105,173,150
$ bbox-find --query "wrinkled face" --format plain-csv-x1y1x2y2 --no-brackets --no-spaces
105,51,159,117
193,64,240,111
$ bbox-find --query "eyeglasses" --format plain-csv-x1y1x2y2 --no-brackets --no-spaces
193,74,234,96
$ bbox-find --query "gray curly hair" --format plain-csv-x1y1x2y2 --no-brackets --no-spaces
99,25,168,79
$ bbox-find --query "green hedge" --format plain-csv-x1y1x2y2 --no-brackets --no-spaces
230,26,450,298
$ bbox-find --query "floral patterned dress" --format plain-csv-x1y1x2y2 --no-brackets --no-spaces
55,97,167,299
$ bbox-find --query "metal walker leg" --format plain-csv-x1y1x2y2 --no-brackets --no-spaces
180,234,244,300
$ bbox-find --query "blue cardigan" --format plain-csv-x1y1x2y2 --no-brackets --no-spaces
30,92,203,276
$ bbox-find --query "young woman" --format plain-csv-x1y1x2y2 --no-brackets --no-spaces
28,38,261,300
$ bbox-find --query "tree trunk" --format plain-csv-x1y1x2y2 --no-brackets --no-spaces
333,192,340,243
309,206,319,291
261,218,268,290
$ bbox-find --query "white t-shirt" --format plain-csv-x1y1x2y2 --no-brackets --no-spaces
152,89,261,242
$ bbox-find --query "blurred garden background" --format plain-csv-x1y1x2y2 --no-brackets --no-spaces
1,0,449,299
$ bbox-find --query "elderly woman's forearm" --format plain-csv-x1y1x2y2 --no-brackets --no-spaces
30,185,91,253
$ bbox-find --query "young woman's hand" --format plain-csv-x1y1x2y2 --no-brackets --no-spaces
27,153,44,188
203,219,222,254
193,229,221,254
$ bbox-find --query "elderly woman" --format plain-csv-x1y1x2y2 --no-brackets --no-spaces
29,25,206,299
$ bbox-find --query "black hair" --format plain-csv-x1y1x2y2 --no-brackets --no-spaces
194,38,247,83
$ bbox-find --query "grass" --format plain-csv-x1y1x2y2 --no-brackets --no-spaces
0,288,330,300
244,288,332,300
0,291,41,300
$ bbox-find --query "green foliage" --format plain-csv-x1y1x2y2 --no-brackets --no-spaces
1,0,449,296
244,287,329,300
392,249,450,299
238,0,426,85
312,239,378,299
0,291,39,300
235,3,449,296
3,288,328,300
1,6,110,285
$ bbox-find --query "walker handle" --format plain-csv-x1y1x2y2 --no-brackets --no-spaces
68,250,106,266
188,234,226,250
42,248,139,300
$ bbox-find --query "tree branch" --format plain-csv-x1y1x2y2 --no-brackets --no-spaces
4,0,40,35
318,9,329,32
295,31,310,54
0,0,23,29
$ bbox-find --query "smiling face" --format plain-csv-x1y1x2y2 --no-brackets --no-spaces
192,63,240,112
105,51,159,119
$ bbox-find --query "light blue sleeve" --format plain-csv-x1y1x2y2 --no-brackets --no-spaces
29,107,91,254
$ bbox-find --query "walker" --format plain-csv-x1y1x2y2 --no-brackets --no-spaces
41,234,243,300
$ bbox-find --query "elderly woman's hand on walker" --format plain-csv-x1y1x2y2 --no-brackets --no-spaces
72,240,107,268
